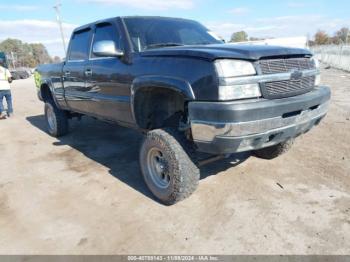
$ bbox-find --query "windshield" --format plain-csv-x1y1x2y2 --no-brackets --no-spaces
123,17,223,51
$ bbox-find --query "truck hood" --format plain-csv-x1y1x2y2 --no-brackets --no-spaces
140,44,312,61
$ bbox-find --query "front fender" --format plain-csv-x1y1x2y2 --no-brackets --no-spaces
131,75,195,100
130,75,195,123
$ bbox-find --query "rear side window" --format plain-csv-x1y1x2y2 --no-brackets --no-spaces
91,23,122,58
68,29,91,61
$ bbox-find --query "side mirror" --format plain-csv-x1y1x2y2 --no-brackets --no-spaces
92,40,124,57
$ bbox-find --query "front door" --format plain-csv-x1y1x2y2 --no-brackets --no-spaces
85,22,134,123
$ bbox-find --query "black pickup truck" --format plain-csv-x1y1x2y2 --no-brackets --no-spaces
36,16,330,204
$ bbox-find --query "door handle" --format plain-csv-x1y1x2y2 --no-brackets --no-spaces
85,69,92,77
64,71,71,76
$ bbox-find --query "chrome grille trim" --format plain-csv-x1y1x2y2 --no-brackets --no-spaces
257,57,317,98
265,76,316,95
259,58,315,74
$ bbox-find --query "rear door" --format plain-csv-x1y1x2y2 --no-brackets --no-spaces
63,28,92,113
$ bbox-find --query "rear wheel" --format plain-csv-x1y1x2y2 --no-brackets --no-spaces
140,128,199,205
254,139,294,160
44,101,69,137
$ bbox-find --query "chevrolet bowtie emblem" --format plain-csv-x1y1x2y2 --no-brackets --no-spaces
290,70,303,81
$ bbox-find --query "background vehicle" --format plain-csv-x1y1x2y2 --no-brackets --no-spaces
16,70,30,79
10,69,31,80
36,16,330,205
10,70,21,80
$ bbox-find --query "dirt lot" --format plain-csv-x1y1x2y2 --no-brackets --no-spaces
0,68,349,255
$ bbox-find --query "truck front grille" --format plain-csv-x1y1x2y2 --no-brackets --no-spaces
265,76,316,96
259,58,315,74
258,57,316,99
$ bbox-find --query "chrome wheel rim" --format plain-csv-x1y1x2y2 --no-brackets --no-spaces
46,105,56,132
146,147,171,189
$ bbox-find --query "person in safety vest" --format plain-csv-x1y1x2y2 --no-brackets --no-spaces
0,58,13,119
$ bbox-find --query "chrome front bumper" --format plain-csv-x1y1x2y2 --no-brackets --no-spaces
192,101,329,141
189,86,331,154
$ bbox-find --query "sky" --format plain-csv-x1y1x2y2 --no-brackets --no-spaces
0,0,349,57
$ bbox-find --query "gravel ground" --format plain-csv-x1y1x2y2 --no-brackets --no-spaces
0,68,349,254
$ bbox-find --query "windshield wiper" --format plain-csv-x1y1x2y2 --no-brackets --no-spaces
146,43,184,49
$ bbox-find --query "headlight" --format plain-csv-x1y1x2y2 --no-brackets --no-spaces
215,59,261,100
311,57,320,69
214,59,256,78
315,74,321,86
218,84,261,101
311,57,321,86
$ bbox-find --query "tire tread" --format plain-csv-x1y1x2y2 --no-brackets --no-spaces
254,139,294,160
45,101,69,137
140,128,199,205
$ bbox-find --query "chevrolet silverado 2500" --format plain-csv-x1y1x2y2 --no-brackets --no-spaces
36,16,331,204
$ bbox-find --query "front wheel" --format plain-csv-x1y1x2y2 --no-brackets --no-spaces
44,101,69,137
254,139,294,160
139,128,199,205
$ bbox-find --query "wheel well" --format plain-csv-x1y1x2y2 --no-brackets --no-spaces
40,84,53,102
134,87,187,130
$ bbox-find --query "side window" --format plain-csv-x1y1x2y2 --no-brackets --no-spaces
68,29,91,61
91,23,122,58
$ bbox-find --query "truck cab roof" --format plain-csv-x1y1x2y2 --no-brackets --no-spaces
73,16,196,33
